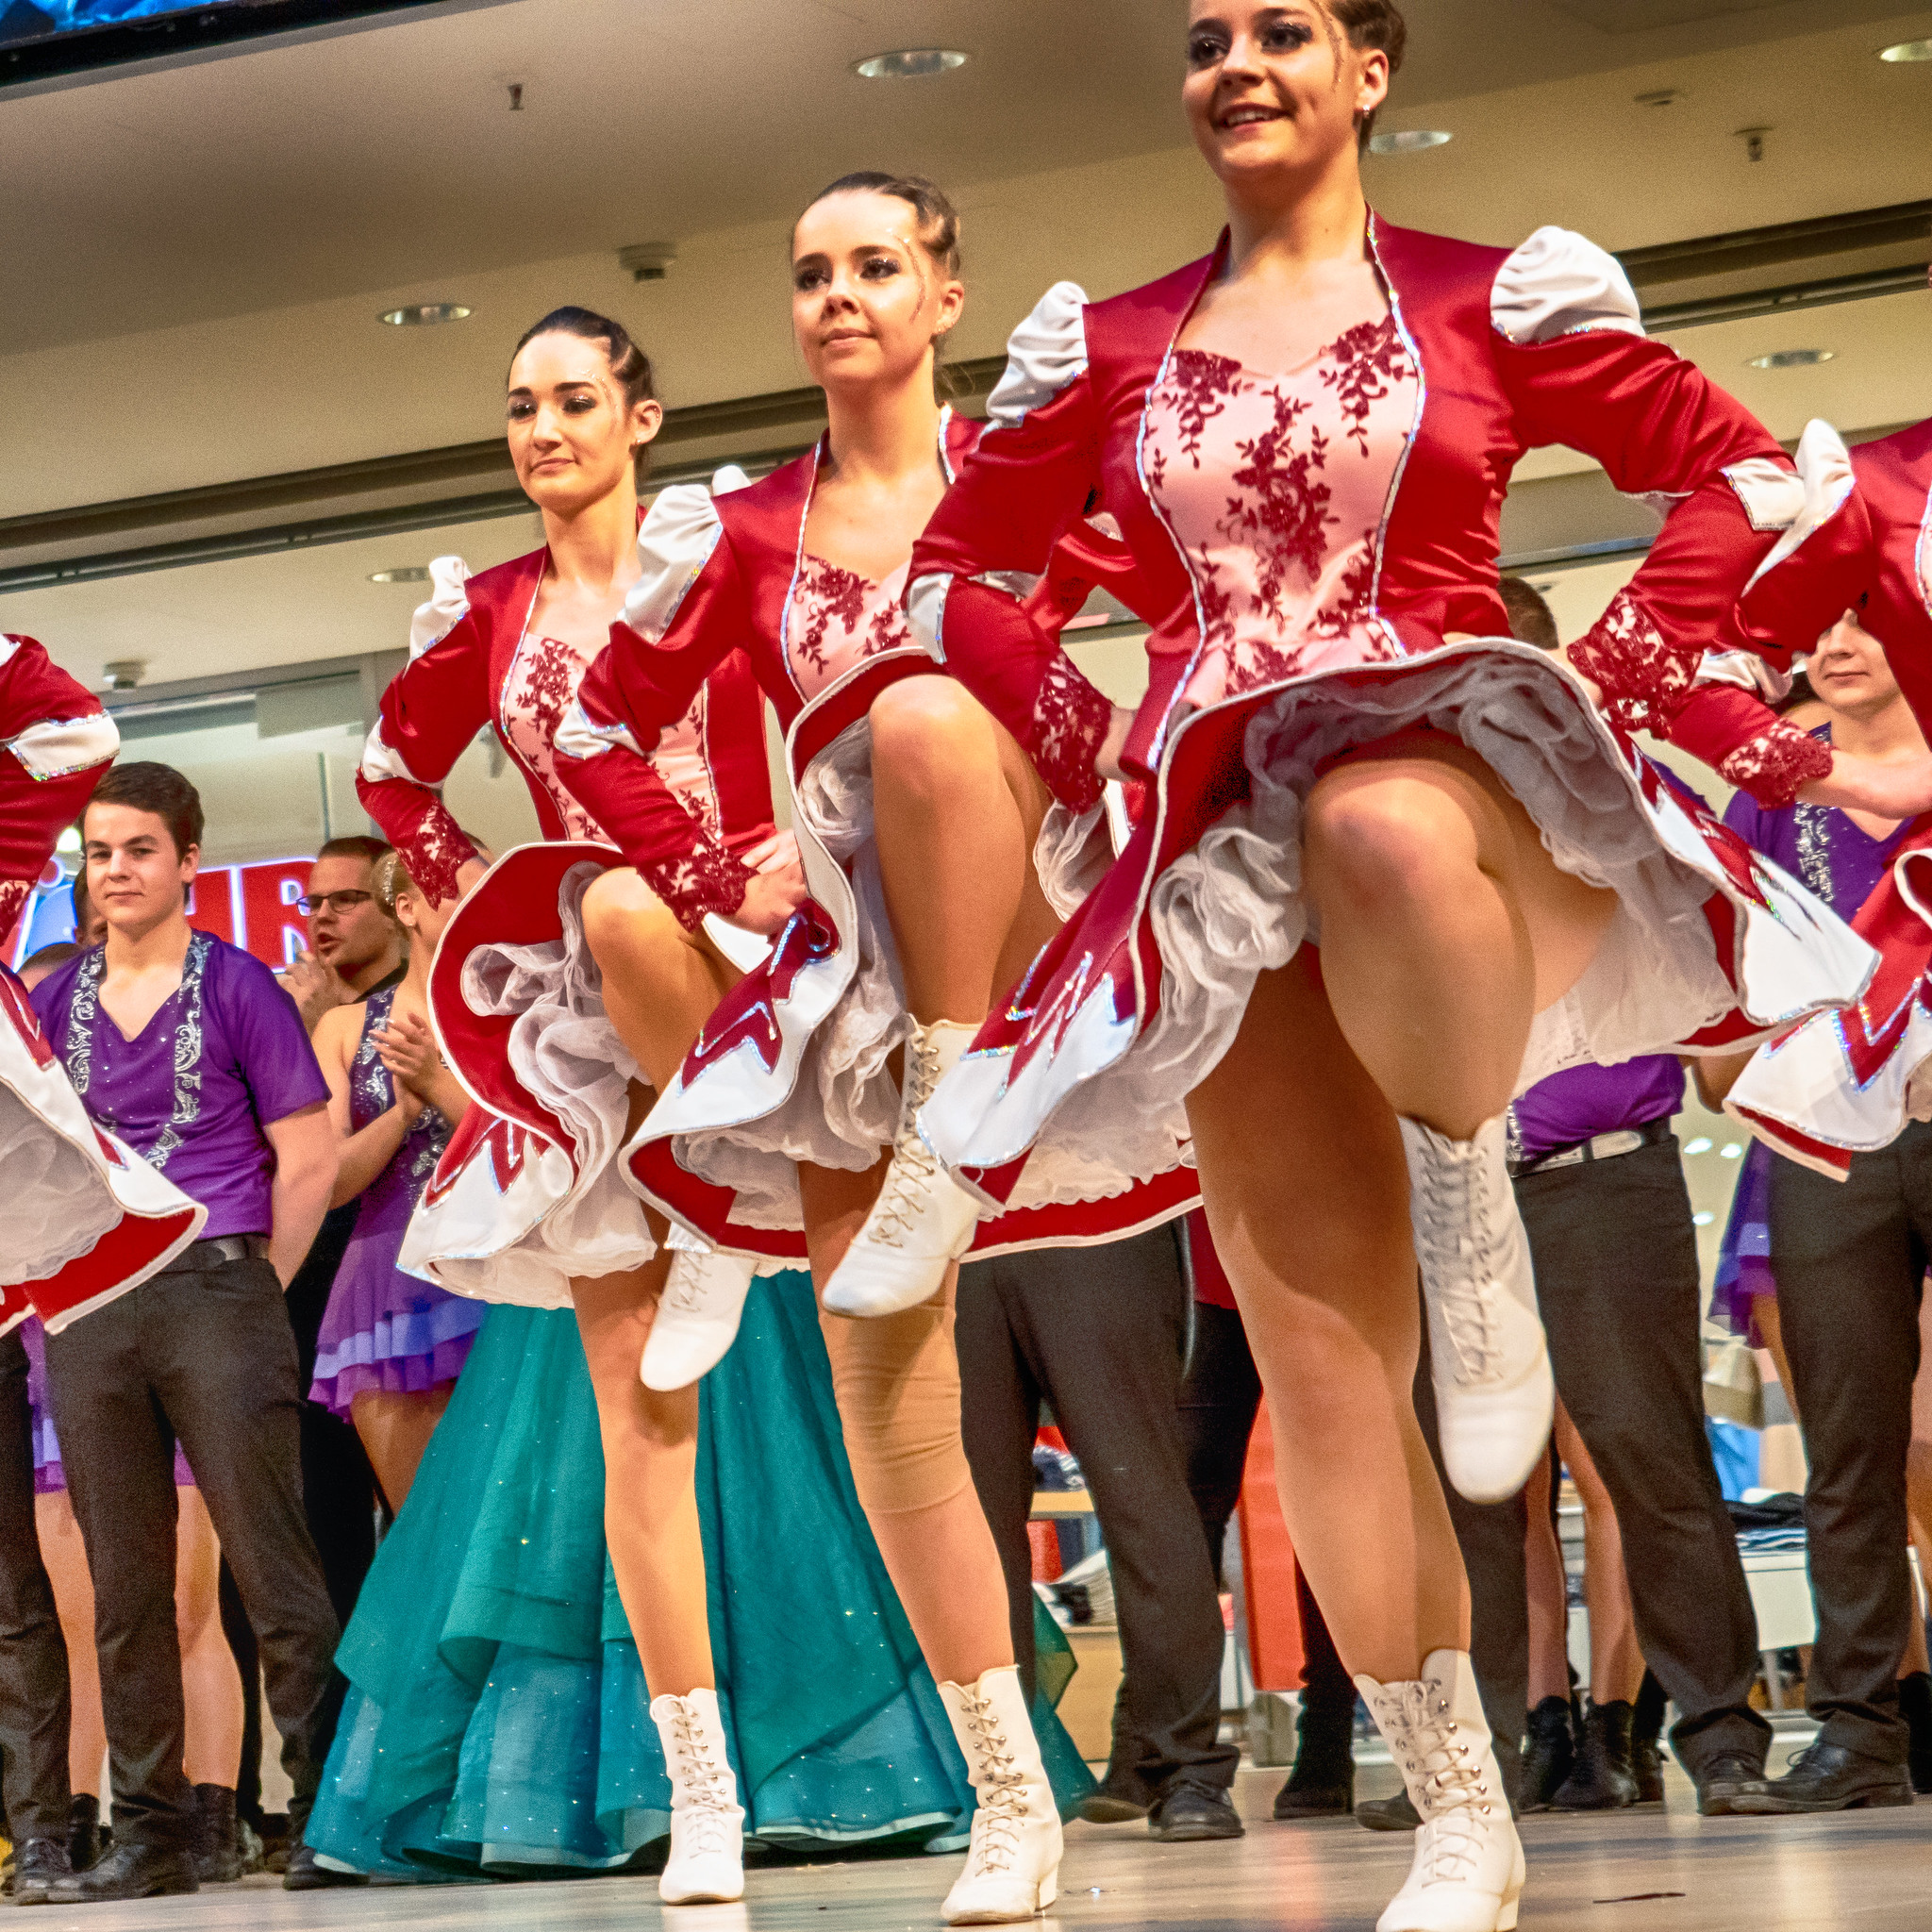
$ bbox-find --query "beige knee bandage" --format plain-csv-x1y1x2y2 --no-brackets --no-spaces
818,1299,973,1517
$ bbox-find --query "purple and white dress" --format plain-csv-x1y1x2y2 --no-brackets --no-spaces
309,988,485,1417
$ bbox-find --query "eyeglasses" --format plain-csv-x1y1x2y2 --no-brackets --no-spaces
297,890,375,917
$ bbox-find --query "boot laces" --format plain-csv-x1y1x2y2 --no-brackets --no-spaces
1411,1141,1502,1381
958,1690,1027,1875
1386,1685,1494,1884
866,1032,947,1251
669,1706,734,1856
662,1249,712,1319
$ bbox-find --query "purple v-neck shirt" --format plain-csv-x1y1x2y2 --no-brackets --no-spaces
31,930,328,1241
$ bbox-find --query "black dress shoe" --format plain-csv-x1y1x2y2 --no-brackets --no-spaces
282,1840,369,1890
192,1784,243,1884
1629,1732,1666,1807
46,1840,197,1903
1900,1672,1932,1796
1728,1738,1915,1814
1147,1779,1244,1841
1518,1695,1575,1812
6,1837,73,1905
1076,1789,1150,1824
1691,1750,1767,1816
1273,1762,1355,1819
1553,1700,1639,1810
65,1792,105,1873
1355,1789,1421,1832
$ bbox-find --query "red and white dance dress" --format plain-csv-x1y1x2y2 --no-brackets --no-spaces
900,220,1876,1206
555,412,1199,1263
1724,417,1932,1175
355,541,774,1306
1,635,205,1331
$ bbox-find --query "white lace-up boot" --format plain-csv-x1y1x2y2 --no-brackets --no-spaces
822,1019,982,1320
938,1665,1061,1924
649,1689,745,1905
1398,1114,1554,1504
1357,1650,1524,1932
641,1246,758,1391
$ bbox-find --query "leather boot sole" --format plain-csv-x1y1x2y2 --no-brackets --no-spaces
1730,1781,1914,1815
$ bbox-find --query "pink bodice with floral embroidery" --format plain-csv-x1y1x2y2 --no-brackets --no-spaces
1145,316,1419,708
503,631,716,843
783,555,913,701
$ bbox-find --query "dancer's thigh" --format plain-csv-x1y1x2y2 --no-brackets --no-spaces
1184,947,1418,1370
1307,735,1616,1011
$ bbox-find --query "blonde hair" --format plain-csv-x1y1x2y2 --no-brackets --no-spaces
374,850,418,919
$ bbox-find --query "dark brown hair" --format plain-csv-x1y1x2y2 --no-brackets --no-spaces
509,307,660,476
1330,0,1407,150
316,834,391,868
1497,575,1559,653
86,761,204,859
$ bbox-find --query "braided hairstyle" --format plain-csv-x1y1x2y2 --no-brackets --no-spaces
509,307,659,477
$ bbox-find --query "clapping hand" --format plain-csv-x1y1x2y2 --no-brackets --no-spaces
284,949,349,1034
375,1009,441,1111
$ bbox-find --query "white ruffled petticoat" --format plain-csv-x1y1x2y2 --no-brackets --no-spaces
664,721,1175,1230
986,641,1865,1180
436,861,659,1306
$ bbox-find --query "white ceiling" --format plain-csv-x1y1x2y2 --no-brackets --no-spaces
0,0,1928,691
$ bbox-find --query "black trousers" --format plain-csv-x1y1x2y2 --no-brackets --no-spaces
1509,1135,1769,1774
1768,1129,1930,1762
1175,1300,1356,1724
957,1228,1239,1800
43,1256,343,1848
0,1329,69,1845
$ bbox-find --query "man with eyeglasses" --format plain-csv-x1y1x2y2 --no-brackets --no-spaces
283,837,403,1035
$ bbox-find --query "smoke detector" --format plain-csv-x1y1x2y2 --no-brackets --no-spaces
619,242,677,283
103,659,146,691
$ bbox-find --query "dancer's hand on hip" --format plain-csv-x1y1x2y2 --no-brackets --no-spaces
729,855,809,936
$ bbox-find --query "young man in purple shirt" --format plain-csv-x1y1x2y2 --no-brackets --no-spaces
29,762,346,1900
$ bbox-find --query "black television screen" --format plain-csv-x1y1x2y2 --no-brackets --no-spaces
1,0,440,84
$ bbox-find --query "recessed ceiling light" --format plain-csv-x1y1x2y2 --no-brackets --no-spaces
379,304,472,326
1878,39,1932,63
1367,129,1451,155
369,566,430,584
1634,88,1684,108
1747,348,1835,370
853,48,968,80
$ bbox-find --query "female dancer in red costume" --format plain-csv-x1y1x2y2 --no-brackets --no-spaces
3,636,205,1329
895,8,1921,1928
556,176,1185,1923
355,308,780,1904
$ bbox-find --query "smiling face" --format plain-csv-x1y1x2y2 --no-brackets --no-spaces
1183,2,1388,192
506,331,662,517
82,802,196,941
1810,609,1905,723
791,190,963,396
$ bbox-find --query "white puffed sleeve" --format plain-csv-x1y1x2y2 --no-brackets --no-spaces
1491,227,1644,346
622,485,724,644
984,281,1091,430
407,555,473,658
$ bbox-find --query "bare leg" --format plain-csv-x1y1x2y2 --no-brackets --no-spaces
572,1252,712,1696
1556,1406,1644,1706
350,1387,452,1516
175,1488,244,1788
870,675,1058,1027
1757,1298,1799,1428
1186,948,1466,1680
1523,1443,1569,1706
37,1490,104,1797
1304,740,1618,1137
801,1157,1013,1686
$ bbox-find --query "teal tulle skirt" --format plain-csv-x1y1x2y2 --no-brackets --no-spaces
308,1271,1093,1876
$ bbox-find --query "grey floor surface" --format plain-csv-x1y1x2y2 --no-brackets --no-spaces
39,1762,1932,1931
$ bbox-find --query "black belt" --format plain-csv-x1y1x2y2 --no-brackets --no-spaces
1508,1116,1673,1181
159,1235,270,1275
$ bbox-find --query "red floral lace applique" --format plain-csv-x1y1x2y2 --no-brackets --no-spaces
864,594,910,658
1217,387,1335,625
0,878,26,940
1308,542,1381,641
792,558,871,676
1718,723,1835,810
1162,349,1243,470
1321,317,1414,458
1030,654,1114,812
648,836,755,934
519,638,577,752
405,802,478,908
1568,589,1697,735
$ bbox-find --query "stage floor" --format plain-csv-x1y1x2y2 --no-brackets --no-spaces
60,1763,1930,1931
